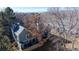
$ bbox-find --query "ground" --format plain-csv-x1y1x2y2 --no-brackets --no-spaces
33,34,79,51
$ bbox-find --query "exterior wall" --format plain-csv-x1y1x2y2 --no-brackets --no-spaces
19,29,28,44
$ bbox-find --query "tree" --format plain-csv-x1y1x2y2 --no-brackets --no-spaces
48,7,79,50
1,7,16,37
0,12,4,33
0,7,17,51
5,7,15,19
0,35,14,51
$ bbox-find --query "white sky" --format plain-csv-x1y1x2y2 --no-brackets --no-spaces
0,7,48,13
11,7,48,13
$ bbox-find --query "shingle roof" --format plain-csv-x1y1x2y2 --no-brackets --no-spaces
14,25,24,36
12,22,25,36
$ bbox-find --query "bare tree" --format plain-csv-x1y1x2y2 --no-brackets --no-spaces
48,7,79,50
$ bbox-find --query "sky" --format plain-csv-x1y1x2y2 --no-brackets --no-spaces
0,7,48,13
1,7,79,13
11,7,79,13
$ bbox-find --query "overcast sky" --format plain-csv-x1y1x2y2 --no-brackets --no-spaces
1,7,79,13
0,7,48,13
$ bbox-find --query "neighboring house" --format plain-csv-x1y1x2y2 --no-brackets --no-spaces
11,22,39,50
11,22,28,50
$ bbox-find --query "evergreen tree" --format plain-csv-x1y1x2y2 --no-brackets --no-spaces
1,7,16,37
4,7,15,24
0,35,14,51
0,7,17,51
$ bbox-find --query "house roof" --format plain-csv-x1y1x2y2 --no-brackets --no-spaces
14,25,25,36
12,22,25,36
